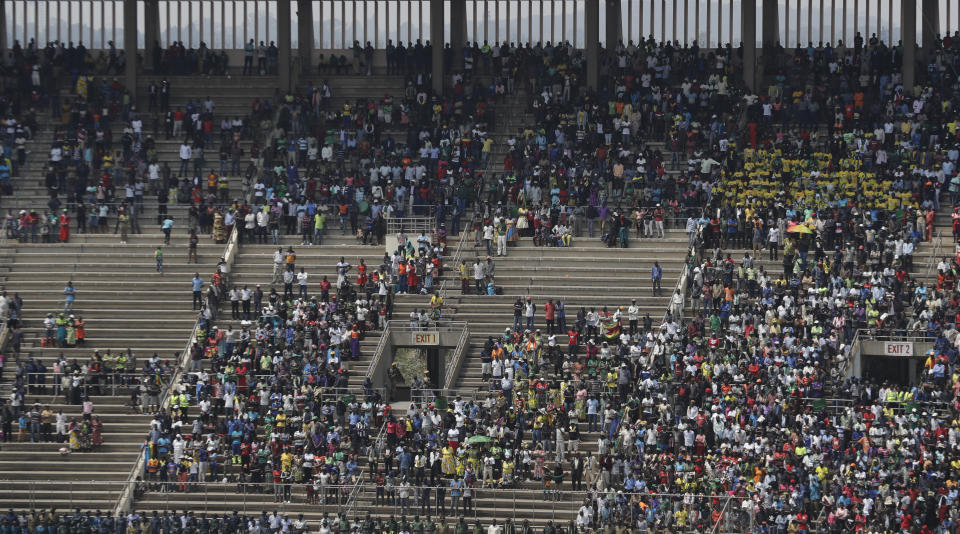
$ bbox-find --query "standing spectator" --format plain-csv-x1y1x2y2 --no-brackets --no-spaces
191,273,203,310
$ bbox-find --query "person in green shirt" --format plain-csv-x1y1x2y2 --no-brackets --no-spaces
314,211,326,245
155,246,163,274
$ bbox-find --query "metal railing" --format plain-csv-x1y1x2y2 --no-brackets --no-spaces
363,321,392,382
924,230,944,277
113,94,282,517
442,322,471,390
387,321,470,336
344,421,387,513
436,208,480,301
5,372,164,399
386,216,437,237
0,479,756,532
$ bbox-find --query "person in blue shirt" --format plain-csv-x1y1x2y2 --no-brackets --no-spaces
191,273,204,310
651,261,663,296
161,216,174,244
63,281,75,312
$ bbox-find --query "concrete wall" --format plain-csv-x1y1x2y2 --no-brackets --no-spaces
851,339,934,378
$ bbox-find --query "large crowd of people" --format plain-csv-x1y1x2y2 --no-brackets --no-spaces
3,19,960,533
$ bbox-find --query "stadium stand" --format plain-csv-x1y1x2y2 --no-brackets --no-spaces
0,1,959,533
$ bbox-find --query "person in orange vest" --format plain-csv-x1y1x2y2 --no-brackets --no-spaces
349,325,361,360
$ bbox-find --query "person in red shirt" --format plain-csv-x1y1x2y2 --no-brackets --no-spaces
544,299,556,334
319,275,332,302
567,329,579,357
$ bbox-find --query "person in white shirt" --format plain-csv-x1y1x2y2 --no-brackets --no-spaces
178,142,192,176
272,248,283,283
296,268,309,299
482,223,494,256
627,299,640,335
767,226,780,260
670,289,684,320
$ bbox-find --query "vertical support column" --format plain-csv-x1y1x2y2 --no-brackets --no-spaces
821,0,825,44
784,0,789,46
297,0,313,75
683,0,688,44
586,0,600,89
661,0,666,42
920,0,939,56
641,0,645,39
902,0,917,89
831,0,836,44
742,0,757,91
695,0,700,45
865,0,869,37
854,0,858,39
430,0,443,93
762,0,779,47
277,0,291,92
605,0,621,47
678,0,682,44
842,0,847,44
0,0,7,56
888,0,892,44
123,0,137,102
145,0,160,72
527,0,532,43
450,0,467,68
707,0,712,47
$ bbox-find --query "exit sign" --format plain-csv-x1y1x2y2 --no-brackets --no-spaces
412,331,439,346
883,342,914,357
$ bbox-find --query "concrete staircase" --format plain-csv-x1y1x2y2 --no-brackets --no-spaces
0,231,223,510
128,73,426,519
446,233,686,391
0,75,279,511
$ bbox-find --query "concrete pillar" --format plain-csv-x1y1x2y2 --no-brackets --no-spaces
144,0,160,72
586,0,600,90
123,0,137,102
920,0,939,57
430,0,444,93
902,0,917,89
297,0,313,76
762,0,779,47
761,0,779,77
742,0,757,91
450,0,467,72
0,0,6,59
278,0,291,92
605,0,621,49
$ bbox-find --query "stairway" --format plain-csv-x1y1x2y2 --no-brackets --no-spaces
0,230,224,510
0,75,279,511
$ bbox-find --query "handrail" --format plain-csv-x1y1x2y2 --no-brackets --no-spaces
0,478,761,531
363,321,392,381
113,97,282,517
344,421,387,514
442,322,471,390
386,216,436,236
388,321,469,332
924,230,943,277
437,208,480,302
